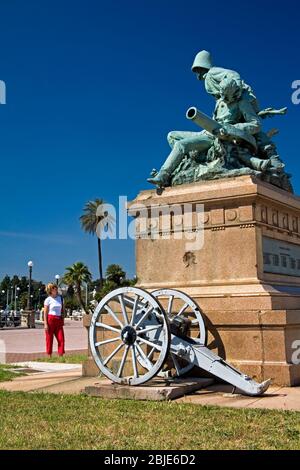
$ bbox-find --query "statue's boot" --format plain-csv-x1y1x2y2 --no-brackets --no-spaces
147,134,212,186
147,144,186,186
147,169,172,187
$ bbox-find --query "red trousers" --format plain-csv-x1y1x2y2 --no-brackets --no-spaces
45,316,65,356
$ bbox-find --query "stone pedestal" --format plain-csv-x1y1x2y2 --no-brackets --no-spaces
83,314,101,377
126,175,300,386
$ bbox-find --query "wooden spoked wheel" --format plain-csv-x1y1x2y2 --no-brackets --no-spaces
151,289,206,377
89,287,170,385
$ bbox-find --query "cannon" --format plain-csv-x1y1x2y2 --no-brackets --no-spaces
186,106,258,152
89,287,271,396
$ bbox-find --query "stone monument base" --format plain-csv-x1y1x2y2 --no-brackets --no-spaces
127,175,300,386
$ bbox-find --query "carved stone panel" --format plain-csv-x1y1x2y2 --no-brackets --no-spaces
263,237,300,276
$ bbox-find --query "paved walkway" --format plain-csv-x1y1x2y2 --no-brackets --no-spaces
0,364,300,411
0,319,87,362
0,362,94,393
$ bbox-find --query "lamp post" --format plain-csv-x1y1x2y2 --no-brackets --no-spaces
10,286,13,308
55,274,60,285
27,261,33,310
1,290,6,309
85,283,88,307
2,289,9,310
5,289,9,310
38,287,41,308
14,286,20,313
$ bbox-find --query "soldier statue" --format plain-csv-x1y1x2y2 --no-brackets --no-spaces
147,51,292,192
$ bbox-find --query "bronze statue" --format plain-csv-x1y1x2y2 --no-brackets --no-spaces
147,51,292,192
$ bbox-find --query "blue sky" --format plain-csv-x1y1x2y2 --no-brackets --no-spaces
0,0,299,282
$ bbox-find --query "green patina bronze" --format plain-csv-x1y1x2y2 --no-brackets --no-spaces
147,50,293,192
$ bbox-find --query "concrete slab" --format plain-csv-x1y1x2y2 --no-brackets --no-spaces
84,377,214,401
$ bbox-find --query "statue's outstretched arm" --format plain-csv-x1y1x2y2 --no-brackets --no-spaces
258,107,287,119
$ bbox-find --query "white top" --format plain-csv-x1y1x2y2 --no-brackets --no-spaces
44,295,63,317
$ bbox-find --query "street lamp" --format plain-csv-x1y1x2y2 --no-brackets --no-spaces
85,282,89,307
10,286,14,307
38,287,42,308
55,274,60,285
27,260,33,310
14,286,20,313
1,290,6,310
2,289,9,310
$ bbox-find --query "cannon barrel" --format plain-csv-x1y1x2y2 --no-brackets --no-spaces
186,106,257,151
186,106,220,134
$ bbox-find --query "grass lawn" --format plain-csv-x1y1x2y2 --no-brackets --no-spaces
36,353,88,364
0,390,299,450
0,364,24,382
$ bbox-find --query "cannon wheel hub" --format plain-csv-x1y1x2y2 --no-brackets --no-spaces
121,325,137,345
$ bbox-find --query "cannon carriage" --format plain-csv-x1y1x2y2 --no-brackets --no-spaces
89,286,271,396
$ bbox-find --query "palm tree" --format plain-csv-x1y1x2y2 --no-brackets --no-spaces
106,264,126,285
62,262,92,314
80,199,115,289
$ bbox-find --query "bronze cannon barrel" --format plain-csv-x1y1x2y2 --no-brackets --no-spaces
186,106,221,134
186,106,257,151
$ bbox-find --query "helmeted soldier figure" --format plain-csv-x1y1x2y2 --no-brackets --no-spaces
191,50,258,109
148,51,270,187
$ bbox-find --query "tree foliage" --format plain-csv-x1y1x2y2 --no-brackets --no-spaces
62,262,92,314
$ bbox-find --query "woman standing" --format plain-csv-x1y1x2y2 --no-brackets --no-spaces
44,283,65,357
